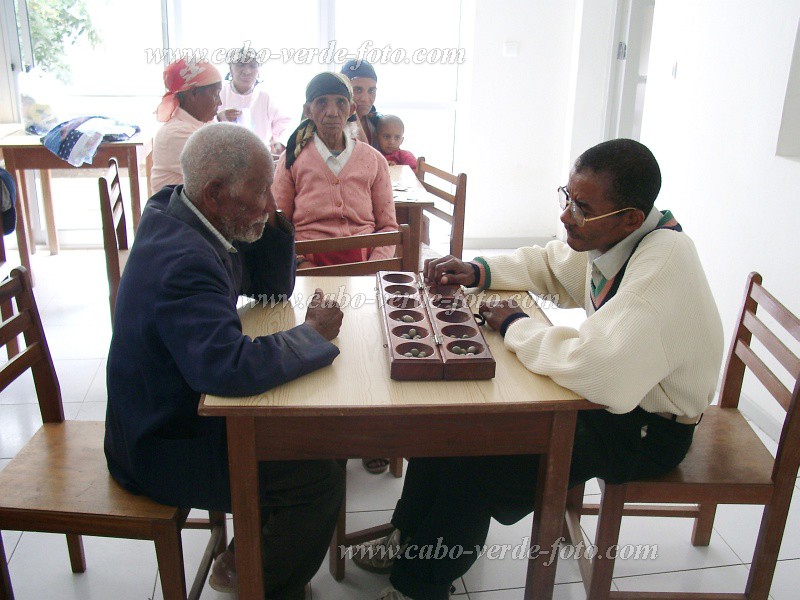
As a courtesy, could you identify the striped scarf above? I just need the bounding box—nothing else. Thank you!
[590,210,682,311]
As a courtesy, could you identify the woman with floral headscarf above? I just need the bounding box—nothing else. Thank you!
[150,59,222,192]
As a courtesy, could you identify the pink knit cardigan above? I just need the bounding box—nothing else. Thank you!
[272,140,399,261]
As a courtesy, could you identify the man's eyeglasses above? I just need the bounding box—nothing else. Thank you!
[557,186,636,227]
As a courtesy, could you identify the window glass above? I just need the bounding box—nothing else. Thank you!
[19,0,163,129]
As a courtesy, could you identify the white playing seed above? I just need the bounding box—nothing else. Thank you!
[408,328,417,336]
[414,335,421,339]
[401,333,410,339]
[402,315,414,323]
[404,352,414,357]
[419,352,427,358]
[467,346,478,354]
[411,348,420,356]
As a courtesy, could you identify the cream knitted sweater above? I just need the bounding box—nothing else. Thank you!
[479,230,724,416]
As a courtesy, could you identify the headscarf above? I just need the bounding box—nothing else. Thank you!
[340,60,380,145]
[340,59,378,82]
[156,59,222,122]
[284,72,354,169]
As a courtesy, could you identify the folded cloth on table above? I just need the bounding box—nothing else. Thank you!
[41,116,141,167]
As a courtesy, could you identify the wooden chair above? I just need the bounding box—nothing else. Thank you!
[98,158,131,321]
[295,227,411,580]
[415,157,467,260]
[295,225,413,276]
[0,268,227,600]
[144,137,154,198]
[564,272,800,600]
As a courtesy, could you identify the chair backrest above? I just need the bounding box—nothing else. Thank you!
[98,158,129,320]
[0,267,62,424]
[415,157,467,259]
[295,225,413,276]
[719,272,800,485]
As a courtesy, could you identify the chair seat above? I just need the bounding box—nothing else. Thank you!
[0,421,179,524]
[623,406,776,503]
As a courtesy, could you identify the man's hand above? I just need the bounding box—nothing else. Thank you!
[217,108,242,122]
[479,299,525,331]
[423,256,476,286]
[304,288,343,341]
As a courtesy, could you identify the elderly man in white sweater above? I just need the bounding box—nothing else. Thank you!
[360,139,725,600]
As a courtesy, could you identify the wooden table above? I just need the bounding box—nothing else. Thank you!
[0,129,145,255]
[201,276,595,600]
[390,165,435,270]
[0,125,33,278]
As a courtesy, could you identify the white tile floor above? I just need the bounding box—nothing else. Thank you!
[1,248,799,600]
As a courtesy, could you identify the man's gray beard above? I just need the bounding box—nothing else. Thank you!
[221,221,266,244]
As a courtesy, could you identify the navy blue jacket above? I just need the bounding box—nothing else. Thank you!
[104,186,339,511]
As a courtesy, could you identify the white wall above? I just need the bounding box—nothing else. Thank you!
[641,0,800,429]
[642,0,800,352]
[455,0,577,249]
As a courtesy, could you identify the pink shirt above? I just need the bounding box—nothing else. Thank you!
[382,149,417,171]
[150,108,206,192]
[272,140,398,261]
[219,80,292,146]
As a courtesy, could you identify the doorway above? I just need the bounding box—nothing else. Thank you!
[606,0,655,140]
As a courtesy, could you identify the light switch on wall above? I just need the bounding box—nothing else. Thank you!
[502,41,519,57]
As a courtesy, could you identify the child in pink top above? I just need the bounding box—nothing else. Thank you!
[376,114,417,171]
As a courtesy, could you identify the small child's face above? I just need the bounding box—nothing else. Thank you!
[377,122,404,154]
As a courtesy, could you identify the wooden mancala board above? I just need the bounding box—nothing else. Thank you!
[376,271,496,381]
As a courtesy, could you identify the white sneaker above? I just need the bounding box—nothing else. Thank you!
[378,586,413,600]
[352,528,405,573]
[377,584,453,599]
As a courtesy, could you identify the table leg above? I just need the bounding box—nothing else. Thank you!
[13,183,34,284]
[39,169,59,255]
[525,410,578,600]
[226,416,264,600]
[13,167,36,256]
[1,156,33,281]
[127,146,142,233]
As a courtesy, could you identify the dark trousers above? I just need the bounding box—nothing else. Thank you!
[228,459,345,600]
[389,407,696,599]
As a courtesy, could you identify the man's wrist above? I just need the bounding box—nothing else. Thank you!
[469,262,481,287]
[499,312,529,337]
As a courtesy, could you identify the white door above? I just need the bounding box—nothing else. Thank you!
[606,0,655,140]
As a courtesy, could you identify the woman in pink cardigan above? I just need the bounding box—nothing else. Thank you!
[272,71,398,268]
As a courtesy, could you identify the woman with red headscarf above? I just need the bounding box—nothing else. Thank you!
[150,59,222,192]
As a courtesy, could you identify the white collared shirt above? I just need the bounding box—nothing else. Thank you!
[589,206,662,287]
[313,132,354,175]
[180,189,237,253]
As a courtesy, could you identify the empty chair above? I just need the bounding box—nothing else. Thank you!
[415,157,467,260]
[98,158,131,321]
[564,272,800,599]
[0,267,226,600]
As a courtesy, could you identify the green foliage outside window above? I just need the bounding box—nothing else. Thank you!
[26,0,101,82]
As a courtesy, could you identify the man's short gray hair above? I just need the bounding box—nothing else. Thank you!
[180,123,270,201]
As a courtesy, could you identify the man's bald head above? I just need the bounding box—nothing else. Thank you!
[181,122,271,202]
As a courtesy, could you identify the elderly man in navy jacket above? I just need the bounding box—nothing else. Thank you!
[104,123,343,600]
